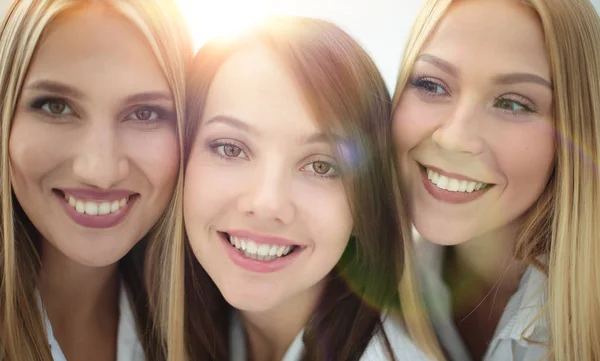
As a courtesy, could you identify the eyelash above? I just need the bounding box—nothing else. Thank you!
[29,97,174,124]
[300,159,339,179]
[410,75,450,97]
[208,140,339,179]
[410,75,537,115]
[493,94,537,115]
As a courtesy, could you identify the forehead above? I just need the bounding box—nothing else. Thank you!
[421,0,550,79]
[25,7,170,99]
[203,44,319,134]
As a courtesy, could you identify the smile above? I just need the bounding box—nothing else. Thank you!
[224,233,297,261]
[218,230,305,273]
[425,167,492,193]
[54,189,138,228]
[419,165,494,204]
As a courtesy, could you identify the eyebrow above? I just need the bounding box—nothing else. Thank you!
[204,115,257,134]
[204,115,343,145]
[24,80,86,99]
[493,73,552,89]
[299,132,344,146]
[416,53,552,89]
[416,53,460,77]
[124,91,173,104]
[24,81,175,104]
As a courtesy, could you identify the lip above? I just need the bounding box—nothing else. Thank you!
[55,191,137,229]
[57,188,136,202]
[224,229,302,247]
[419,166,491,204]
[420,163,489,184]
[219,232,304,273]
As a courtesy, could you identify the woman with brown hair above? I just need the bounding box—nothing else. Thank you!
[157,16,442,361]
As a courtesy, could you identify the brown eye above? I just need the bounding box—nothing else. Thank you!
[312,161,332,174]
[223,144,242,157]
[48,101,67,114]
[135,108,154,121]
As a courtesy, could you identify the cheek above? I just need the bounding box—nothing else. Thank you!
[494,122,555,197]
[126,129,180,190]
[8,117,62,188]
[392,93,441,155]
[295,181,353,254]
[183,153,240,235]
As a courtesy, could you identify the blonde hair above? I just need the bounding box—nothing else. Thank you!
[0,1,191,360]
[391,0,600,360]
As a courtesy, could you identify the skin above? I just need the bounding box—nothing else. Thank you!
[184,45,353,361]
[9,6,178,361]
[392,0,555,358]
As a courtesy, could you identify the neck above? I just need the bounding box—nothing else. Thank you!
[445,221,528,360]
[453,221,526,290]
[241,279,325,361]
[38,239,120,335]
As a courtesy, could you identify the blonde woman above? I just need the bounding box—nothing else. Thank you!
[392,0,600,360]
[0,1,191,360]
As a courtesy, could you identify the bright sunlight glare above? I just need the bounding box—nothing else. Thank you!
[177,0,309,50]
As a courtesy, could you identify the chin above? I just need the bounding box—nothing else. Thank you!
[413,219,471,246]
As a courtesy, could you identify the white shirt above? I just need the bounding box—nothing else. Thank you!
[41,283,145,361]
[229,311,434,361]
[416,240,549,361]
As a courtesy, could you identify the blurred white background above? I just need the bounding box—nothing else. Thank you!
[1,0,599,91]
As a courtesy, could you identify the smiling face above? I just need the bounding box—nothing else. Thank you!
[392,0,556,245]
[9,7,179,267]
[184,44,353,313]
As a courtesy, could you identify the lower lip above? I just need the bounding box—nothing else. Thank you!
[420,167,491,204]
[219,233,302,273]
[57,193,136,229]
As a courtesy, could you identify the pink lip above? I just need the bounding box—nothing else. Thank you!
[223,229,301,247]
[421,164,488,184]
[56,192,137,229]
[420,167,490,204]
[219,232,303,273]
[58,188,136,202]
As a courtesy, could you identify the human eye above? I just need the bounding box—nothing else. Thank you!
[494,94,537,115]
[208,140,249,161]
[30,97,74,118]
[300,159,339,179]
[409,75,450,97]
[125,106,174,124]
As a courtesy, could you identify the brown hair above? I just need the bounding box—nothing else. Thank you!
[158,16,439,361]
[0,1,191,360]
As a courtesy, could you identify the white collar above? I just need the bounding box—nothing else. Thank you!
[228,311,433,361]
[416,239,548,361]
[41,282,145,361]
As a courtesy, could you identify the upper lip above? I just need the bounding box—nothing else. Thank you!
[56,188,137,202]
[223,229,302,246]
[421,164,493,184]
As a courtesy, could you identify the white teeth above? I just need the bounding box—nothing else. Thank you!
[84,202,99,215]
[98,202,111,215]
[75,200,85,213]
[269,245,278,256]
[437,175,449,190]
[426,168,490,193]
[447,179,460,192]
[229,236,296,261]
[65,194,129,215]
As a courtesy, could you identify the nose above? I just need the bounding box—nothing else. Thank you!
[431,100,485,155]
[237,162,296,225]
[72,122,129,189]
